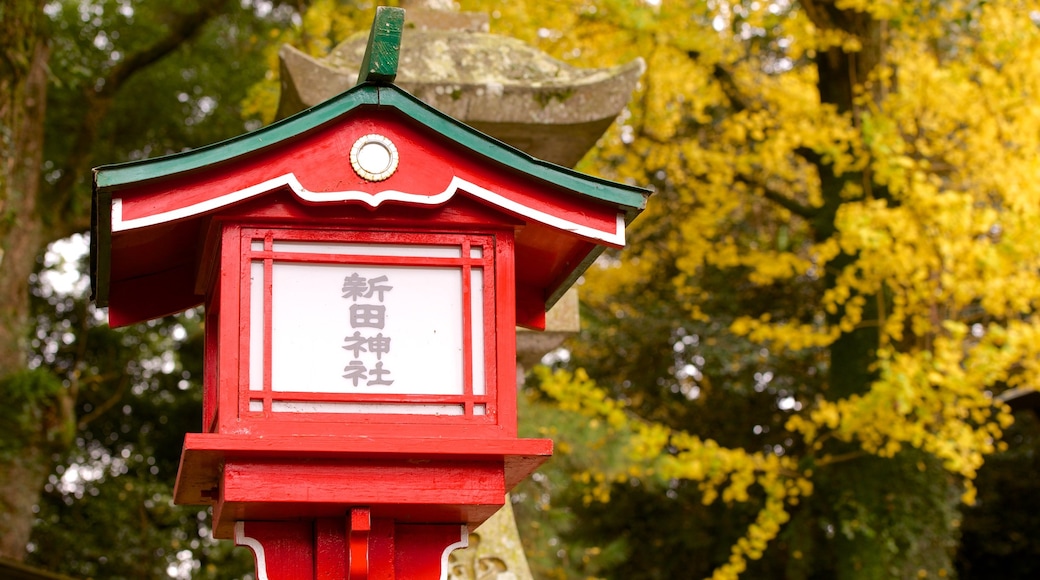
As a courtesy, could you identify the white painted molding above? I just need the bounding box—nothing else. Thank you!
[234,521,270,580]
[440,525,470,580]
[111,173,625,246]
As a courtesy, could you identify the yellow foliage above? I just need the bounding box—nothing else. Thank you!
[538,367,807,578]
[507,0,1038,575]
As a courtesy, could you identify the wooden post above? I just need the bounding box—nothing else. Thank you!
[236,514,466,579]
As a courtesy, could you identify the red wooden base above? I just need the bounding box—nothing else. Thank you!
[236,508,467,579]
[174,433,552,538]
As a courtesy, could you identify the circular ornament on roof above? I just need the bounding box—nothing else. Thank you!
[350,134,399,181]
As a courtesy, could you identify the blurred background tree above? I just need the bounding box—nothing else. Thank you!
[483,1,1040,578]
[1,0,302,575]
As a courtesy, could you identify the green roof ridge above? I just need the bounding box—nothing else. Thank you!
[93,87,372,189]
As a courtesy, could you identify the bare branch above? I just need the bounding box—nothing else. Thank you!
[735,174,819,219]
[43,0,231,237]
[77,372,131,430]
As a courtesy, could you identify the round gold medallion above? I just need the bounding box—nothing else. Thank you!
[350,134,399,182]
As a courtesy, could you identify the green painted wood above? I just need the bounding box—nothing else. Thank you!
[89,181,111,306]
[356,6,404,84]
[93,88,373,190]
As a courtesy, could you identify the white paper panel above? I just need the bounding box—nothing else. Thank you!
[249,261,265,391]
[269,262,468,396]
[272,241,460,258]
[270,402,464,415]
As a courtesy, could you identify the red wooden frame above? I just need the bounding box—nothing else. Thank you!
[207,223,518,440]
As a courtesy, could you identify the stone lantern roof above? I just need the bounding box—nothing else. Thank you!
[276,3,644,168]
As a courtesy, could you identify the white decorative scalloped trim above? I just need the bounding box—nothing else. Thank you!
[235,522,270,580]
[111,173,625,246]
[234,520,466,580]
[441,525,469,580]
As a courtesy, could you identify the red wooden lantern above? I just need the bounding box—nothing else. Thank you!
[91,7,647,579]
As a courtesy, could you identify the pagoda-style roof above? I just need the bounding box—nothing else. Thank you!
[92,77,647,328]
[276,12,645,167]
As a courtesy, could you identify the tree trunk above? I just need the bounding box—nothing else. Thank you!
[1,0,234,561]
[0,445,51,561]
[801,2,959,577]
[0,0,53,561]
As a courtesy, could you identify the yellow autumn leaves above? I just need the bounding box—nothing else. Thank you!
[537,366,813,580]
[488,0,1040,577]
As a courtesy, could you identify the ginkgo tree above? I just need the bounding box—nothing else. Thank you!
[436,1,1040,580]
[491,0,1040,579]
[245,0,1040,578]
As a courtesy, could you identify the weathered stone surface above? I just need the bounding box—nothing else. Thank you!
[277,10,643,166]
[448,498,534,580]
[517,288,579,368]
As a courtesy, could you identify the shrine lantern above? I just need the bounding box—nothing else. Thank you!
[91,7,647,579]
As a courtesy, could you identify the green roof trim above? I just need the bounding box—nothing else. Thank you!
[356,6,404,84]
[378,88,650,215]
[93,83,648,216]
[93,88,371,190]
[89,181,111,306]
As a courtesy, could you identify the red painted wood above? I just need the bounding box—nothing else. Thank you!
[175,433,552,501]
[107,190,572,329]
[494,236,519,432]
[116,110,619,239]
[210,225,514,439]
[174,433,551,539]
[237,517,463,580]
[461,238,474,406]
[220,459,505,505]
[218,225,243,435]
[315,517,347,579]
[105,261,199,327]
[216,191,523,230]
[395,524,467,579]
[104,107,626,329]
[369,519,395,580]
[98,73,651,580]
[262,233,274,413]
[348,508,371,580]
[203,292,219,433]
[237,521,314,580]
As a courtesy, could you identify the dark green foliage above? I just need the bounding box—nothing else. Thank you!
[956,412,1040,579]
[809,451,959,579]
[0,368,67,459]
[42,0,298,233]
[23,254,255,578]
[5,0,302,575]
